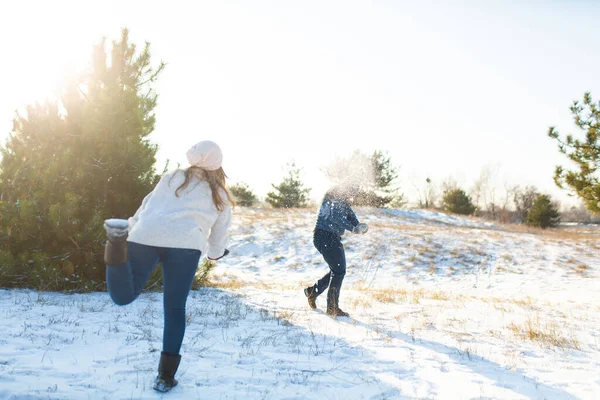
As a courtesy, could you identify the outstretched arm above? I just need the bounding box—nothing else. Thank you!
[207,204,232,259]
[346,203,368,234]
[346,205,359,227]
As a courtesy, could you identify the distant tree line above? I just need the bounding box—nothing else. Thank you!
[410,90,600,229]
[234,150,407,209]
[412,177,561,228]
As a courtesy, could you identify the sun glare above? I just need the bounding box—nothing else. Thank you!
[1,1,102,117]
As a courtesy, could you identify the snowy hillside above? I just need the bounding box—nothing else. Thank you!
[1,207,599,399]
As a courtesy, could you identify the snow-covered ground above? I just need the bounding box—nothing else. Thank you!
[1,207,599,399]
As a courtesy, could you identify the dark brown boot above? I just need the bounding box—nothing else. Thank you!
[326,307,350,317]
[153,352,181,393]
[104,219,129,265]
[304,286,317,309]
[104,239,128,265]
[326,288,350,318]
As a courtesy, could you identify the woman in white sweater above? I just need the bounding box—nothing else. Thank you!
[103,140,233,393]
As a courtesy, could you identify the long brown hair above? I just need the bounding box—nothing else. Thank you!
[174,166,235,211]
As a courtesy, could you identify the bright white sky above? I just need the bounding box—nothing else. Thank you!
[1,0,599,206]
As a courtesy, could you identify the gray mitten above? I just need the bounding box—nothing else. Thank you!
[352,223,369,234]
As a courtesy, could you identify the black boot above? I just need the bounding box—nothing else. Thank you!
[104,219,129,265]
[304,285,317,309]
[326,288,350,318]
[153,352,181,393]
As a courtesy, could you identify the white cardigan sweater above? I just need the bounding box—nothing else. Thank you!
[127,169,232,259]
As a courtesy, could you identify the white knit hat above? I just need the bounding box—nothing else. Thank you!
[186,140,223,171]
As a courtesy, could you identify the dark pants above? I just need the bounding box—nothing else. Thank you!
[106,242,201,355]
[312,229,346,307]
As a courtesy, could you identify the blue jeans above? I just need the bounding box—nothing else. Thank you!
[106,242,201,355]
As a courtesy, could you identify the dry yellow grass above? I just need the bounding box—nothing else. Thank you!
[492,301,513,313]
[511,296,536,309]
[207,280,251,290]
[356,285,454,305]
[431,291,450,301]
[273,310,295,326]
[207,278,299,291]
[575,264,589,275]
[418,246,430,256]
[349,295,373,310]
[507,317,581,350]
[493,222,600,241]
[372,288,403,304]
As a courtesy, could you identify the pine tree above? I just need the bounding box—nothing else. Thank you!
[355,151,406,208]
[548,92,600,212]
[442,188,475,215]
[266,162,311,208]
[525,194,560,228]
[230,182,258,207]
[0,28,164,291]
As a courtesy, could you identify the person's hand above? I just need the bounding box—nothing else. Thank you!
[352,223,368,234]
[208,249,229,261]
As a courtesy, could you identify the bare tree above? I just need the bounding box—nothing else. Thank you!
[471,165,501,219]
[413,177,437,209]
[441,176,458,196]
[470,177,484,212]
[500,183,516,211]
[561,202,594,223]
[497,183,518,223]
[513,185,540,223]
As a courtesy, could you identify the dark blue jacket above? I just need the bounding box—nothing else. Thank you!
[315,195,359,237]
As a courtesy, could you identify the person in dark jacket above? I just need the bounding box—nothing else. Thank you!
[304,184,368,317]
